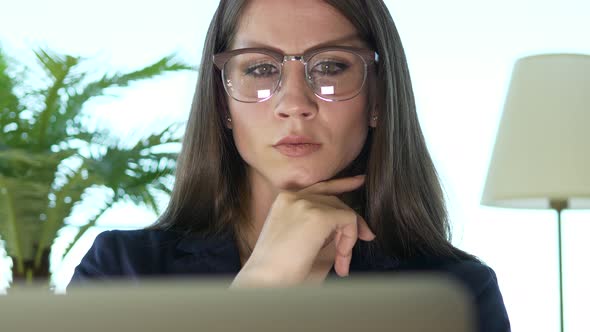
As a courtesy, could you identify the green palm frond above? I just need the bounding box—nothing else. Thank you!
[0,45,191,283]
[34,164,99,268]
[0,49,20,120]
[33,49,78,81]
[103,54,192,87]
[51,56,191,147]
[30,49,80,151]
[87,122,180,186]
[0,49,26,148]
[0,148,77,179]
[60,198,114,261]
[120,168,175,214]
[0,149,45,169]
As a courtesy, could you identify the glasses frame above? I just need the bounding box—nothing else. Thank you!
[213,46,379,103]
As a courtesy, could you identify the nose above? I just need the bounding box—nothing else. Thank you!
[273,61,318,120]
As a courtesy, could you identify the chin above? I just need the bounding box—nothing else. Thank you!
[272,171,331,191]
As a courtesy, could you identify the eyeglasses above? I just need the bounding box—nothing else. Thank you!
[213,46,379,103]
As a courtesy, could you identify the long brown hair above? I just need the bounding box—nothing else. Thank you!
[150,0,476,261]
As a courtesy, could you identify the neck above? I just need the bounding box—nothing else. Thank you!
[238,170,280,262]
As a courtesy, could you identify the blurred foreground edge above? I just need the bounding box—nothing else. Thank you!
[0,274,475,332]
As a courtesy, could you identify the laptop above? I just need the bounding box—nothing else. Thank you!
[1,274,475,331]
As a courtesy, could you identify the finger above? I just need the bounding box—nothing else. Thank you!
[303,192,375,241]
[312,202,374,242]
[326,207,375,241]
[335,251,352,277]
[334,222,358,276]
[299,175,365,196]
[356,215,376,241]
[334,230,342,246]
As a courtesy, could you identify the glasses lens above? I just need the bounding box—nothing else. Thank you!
[307,50,366,101]
[223,53,281,102]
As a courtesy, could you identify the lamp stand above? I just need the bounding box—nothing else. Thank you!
[550,200,568,332]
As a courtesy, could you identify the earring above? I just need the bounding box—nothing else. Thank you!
[372,115,378,121]
[227,117,232,123]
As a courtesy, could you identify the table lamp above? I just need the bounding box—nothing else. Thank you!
[482,53,590,332]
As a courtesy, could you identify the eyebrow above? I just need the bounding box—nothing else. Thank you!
[233,33,366,52]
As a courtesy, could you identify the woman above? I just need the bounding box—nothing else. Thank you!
[71,0,510,330]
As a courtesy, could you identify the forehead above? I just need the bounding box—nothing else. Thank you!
[231,0,363,53]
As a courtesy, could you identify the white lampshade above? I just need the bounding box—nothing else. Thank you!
[482,54,590,209]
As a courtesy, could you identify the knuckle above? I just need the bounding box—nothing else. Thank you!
[306,205,323,218]
[292,198,312,211]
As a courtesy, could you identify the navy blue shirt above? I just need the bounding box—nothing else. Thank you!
[71,229,511,332]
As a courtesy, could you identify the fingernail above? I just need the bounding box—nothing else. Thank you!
[354,174,366,179]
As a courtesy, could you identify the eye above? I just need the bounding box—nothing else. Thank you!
[245,63,279,77]
[310,61,348,76]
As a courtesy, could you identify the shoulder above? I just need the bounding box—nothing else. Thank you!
[70,229,183,282]
[432,259,502,299]
[92,228,182,250]
[403,257,511,332]
[439,260,507,315]
[447,260,511,332]
[450,260,503,297]
[395,256,500,293]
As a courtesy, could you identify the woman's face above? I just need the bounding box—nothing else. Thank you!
[227,0,375,191]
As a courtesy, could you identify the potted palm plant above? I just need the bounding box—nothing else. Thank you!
[0,47,191,286]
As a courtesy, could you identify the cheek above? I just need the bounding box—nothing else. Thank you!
[339,114,369,159]
[338,94,369,137]
[324,97,370,165]
[228,101,270,161]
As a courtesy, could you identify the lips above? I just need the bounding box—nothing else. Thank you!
[274,135,320,146]
[273,135,321,157]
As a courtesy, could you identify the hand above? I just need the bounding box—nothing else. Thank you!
[231,175,376,287]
